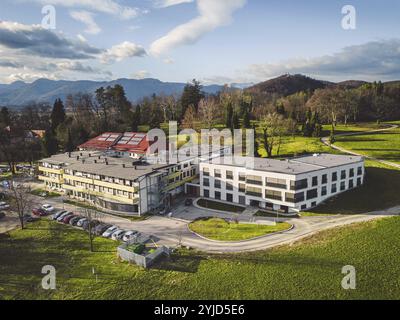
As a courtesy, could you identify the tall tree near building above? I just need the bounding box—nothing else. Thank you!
[7,180,33,230]
[42,129,59,156]
[259,112,289,158]
[198,98,219,129]
[51,98,66,131]
[181,105,197,129]
[180,79,204,118]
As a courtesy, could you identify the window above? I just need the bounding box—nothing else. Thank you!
[265,190,282,201]
[204,189,209,198]
[226,182,233,191]
[214,169,221,178]
[226,193,233,202]
[322,174,327,184]
[311,201,317,207]
[226,170,233,180]
[214,179,221,189]
[357,177,362,186]
[349,168,354,177]
[332,172,337,182]
[341,170,346,180]
[331,184,337,193]
[203,168,209,177]
[239,195,246,205]
[312,176,318,186]
[301,204,307,210]
[349,180,354,189]
[239,183,246,193]
[246,186,262,197]
[340,181,346,191]
[290,179,308,190]
[306,188,318,200]
[246,175,262,186]
[266,177,287,189]
[285,192,304,203]
[215,191,221,200]
[203,178,210,187]
[239,173,246,181]
[321,186,327,196]
[357,167,363,175]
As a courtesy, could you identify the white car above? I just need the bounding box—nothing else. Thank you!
[76,218,88,227]
[102,225,118,238]
[42,204,55,213]
[122,230,138,242]
[111,229,125,241]
[0,202,10,210]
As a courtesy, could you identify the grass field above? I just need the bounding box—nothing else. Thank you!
[334,127,400,164]
[1,218,399,299]
[189,218,291,241]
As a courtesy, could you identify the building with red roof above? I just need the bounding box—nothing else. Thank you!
[78,132,122,151]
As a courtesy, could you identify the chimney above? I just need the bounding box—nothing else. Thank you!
[76,156,80,160]
[105,160,109,165]
[98,156,101,159]
[134,165,137,170]
[94,160,97,164]
[122,164,126,168]
[68,152,71,158]
[82,160,85,164]
[80,152,83,156]
[88,153,91,157]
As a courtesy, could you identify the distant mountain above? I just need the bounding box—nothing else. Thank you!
[0,78,225,107]
[245,74,331,98]
[335,80,368,89]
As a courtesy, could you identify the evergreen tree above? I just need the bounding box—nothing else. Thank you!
[0,107,10,126]
[42,129,59,156]
[225,102,233,129]
[65,128,74,152]
[50,99,66,132]
[180,79,204,119]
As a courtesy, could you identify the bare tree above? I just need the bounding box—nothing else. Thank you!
[7,180,34,229]
[258,112,289,158]
[198,97,220,129]
[82,207,102,252]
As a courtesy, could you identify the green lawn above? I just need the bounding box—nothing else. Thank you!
[1,218,400,299]
[307,160,400,215]
[196,199,245,213]
[189,218,291,241]
[31,188,61,198]
[334,127,400,164]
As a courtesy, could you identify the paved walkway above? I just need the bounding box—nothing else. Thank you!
[321,124,400,169]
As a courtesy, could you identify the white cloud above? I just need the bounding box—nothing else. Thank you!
[154,0,194,8]
[70,11,101,35]
[23,0,142,19]
[132,70,150,79]
[6,72,58,83]
[163,57,174,64]
[246,39,400,82]
[150,0,246,56]
[100,41,147,63]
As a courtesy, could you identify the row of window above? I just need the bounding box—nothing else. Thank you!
[203,178,362,203]
[202,166,364,190]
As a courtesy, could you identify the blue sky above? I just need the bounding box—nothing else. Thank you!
[0,0,399,84]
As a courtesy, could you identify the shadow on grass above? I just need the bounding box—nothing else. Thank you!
[151,253,205,273]
[307,166,400,215]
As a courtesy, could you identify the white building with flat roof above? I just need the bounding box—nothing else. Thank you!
[199,153,365,214]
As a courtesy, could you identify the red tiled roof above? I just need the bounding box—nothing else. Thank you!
[78,132,122,151]
[113,132,150,154]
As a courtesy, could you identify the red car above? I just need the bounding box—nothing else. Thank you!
[32,208,47,216]
[62,214,75,224]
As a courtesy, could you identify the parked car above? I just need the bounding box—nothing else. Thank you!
[94,224,112,236]
[42,204,55,213]
[0,202,10,210]
[76,218,87,227]
[122,230,138,242]
[185,198,193,206]
[102,225,118,238]
[32,208,47,216]
[69,216,82,226]
[83,220,100,231]
[52,210,67,220]
[63,214,76,224]
[57,211,72,222]
[111,229,126,241]
[23,214,38,223]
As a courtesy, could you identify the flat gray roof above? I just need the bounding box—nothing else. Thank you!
[41,151,168,180]
[205,153,364,175]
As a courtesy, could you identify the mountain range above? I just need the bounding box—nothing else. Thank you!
[0,78,227,107]
[0,74,372,107]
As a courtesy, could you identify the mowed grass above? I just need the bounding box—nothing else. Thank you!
[307,160,400,215]
[1,218,400,299]
[334,127,400,164]
[189,218,291,241]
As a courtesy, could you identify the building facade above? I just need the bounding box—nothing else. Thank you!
[199,154,365,213]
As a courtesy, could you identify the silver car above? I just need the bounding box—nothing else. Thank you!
[102,225,118,238]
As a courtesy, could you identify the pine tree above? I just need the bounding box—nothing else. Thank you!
[42,129,59,156]
[51,99,66,132]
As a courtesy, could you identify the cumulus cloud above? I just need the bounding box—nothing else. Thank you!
[154,0,194,8]
[100,41,147,63]
[150,0,246,56]
[70,10,101,35]
[0,21,101,59]
[23,0,142,19]
[246,39,400,81]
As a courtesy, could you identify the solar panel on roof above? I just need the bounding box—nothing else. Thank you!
[135,134,146,138]
[98,138,107,141]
